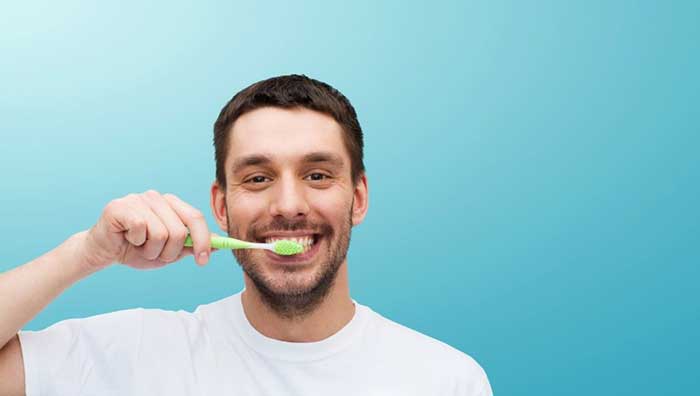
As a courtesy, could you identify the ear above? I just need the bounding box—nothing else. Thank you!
[210,180,229,232]
[351,172,369,226]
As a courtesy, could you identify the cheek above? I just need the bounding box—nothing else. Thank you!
[226,191,268,229]
[310,193,351,223]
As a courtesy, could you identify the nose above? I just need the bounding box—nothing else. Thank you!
[268,173,310,220]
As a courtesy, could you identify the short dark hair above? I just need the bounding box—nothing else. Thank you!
[213,74,365,188]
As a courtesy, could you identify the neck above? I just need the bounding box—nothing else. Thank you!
[240,261,355,342]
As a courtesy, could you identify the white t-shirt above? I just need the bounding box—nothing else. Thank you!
[19,291,492,395]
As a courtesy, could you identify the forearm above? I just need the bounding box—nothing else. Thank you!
[0,231,99,348]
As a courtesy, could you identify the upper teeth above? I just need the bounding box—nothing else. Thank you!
[266,236,315,247]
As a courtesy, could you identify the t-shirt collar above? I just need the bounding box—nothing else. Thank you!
[230,290,369,362]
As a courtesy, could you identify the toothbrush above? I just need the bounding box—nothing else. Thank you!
[184,235,304,256]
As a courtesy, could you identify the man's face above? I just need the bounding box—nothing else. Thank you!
[212,107,367,317]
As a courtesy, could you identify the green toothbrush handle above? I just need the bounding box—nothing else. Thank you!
[184,235,253,250]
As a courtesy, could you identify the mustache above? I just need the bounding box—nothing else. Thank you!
[247,218,333,240]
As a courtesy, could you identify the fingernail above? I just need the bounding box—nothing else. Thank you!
[198,251,208,265]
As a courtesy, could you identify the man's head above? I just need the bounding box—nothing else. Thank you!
[210,75,369,319]
[214,74,365,187]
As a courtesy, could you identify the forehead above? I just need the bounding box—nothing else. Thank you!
[228,107,348,166]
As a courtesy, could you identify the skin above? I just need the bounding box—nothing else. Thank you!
[0,105,368,394]
[0,191,215,396]
[211,106,369,341]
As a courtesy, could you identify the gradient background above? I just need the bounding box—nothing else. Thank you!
[1,1,698,394]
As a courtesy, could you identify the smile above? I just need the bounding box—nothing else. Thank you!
[260,232,323,263]
[265,235,316,253]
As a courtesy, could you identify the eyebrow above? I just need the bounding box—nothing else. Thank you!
[231,154,273,175]
[302,151,344,168]
[231,151,345,175]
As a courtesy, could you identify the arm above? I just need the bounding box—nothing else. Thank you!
[0,190,213,394]
[0,232,95,355]
[0,335,24,396]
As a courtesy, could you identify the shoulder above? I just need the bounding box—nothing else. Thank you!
[191,293,239,316]
[361,305,492,394]
[20,307,147,343]
[366,307,483,369]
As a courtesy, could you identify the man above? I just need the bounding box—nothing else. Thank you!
[0,75,492,395]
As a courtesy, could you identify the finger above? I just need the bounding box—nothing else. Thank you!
[130,199,170,261]
[163,193,211,265]
[170,246,217,263]
[142,191,189,263]
[170,246,194,262]
[105,195,147,246]
[124,219,147,247]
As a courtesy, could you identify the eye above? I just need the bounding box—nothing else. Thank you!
[305,172,329,181]
[245,175,271,184]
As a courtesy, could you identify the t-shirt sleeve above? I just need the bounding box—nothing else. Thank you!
[474,375,493,396]
[18,308,145,396]
[461,356,493,396]
[443,349,493,396]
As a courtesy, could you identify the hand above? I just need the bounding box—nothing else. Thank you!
[79,190,214,271]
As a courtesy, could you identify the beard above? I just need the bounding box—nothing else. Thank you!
[227,200,353,320]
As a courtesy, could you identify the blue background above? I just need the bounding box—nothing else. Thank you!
[1,1,698,394]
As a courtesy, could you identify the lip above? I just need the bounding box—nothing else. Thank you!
[264,235,323,264]
[258,231,319,240]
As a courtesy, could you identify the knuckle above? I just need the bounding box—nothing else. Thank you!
[171,227,188,242]
[138,191,158,203]
[151,229,168,242]
[104,199,120,213]
[121,193,140,206]
[190,210,205,221]
[132,218,147,229]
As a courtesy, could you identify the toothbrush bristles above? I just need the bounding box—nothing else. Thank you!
[272,240,304,255]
